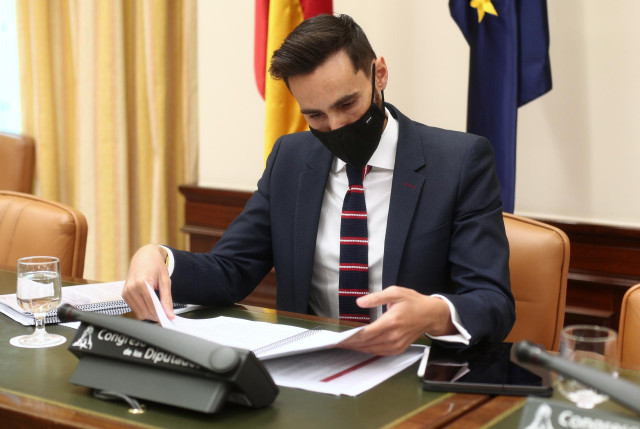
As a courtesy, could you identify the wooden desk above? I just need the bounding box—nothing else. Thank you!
[0,270,490,428]
[5,270,636,428]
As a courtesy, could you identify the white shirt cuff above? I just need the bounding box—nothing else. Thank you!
[158,245,175,276]
[427,294,471,345]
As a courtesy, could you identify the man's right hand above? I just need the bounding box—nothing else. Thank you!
[122,244,174,321]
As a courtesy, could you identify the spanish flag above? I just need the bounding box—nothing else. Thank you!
[255,0,332,161]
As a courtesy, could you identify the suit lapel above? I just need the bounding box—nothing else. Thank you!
[383,108,426,287]
[292,146,332,311]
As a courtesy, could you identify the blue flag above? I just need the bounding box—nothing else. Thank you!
[450,0,552,213]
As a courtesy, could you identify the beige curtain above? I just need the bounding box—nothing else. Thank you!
[16,0,198,281]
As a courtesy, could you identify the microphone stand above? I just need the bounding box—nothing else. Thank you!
[515,340,640,415]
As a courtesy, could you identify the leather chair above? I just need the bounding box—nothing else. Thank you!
[0,191,88,278]
[503,213,570,351]
[618,283,640,367]
[0,132,35,193]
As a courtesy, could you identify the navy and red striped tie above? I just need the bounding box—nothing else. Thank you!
[339,164,372,323]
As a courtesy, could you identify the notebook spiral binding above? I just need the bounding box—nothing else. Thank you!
[253,327,321,359]
[40,300,132,324]
[37,301,187,324]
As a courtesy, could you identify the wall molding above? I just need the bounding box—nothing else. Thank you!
[540,219,640,328]
[180,184,640,328]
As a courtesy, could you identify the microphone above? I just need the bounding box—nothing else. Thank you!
[515,341,640,414]
[56,304,279,411]
[58,303,78,322]
[57,304,241,374]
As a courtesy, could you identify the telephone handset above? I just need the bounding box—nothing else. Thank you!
[58,304,278,413]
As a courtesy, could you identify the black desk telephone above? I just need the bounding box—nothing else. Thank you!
[58,304,278,413]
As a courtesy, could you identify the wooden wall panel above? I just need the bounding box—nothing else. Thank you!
[179,184,640,329]
[543,220,640,329]
[179,185,277,309]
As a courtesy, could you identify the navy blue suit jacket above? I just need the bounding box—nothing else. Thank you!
[170,104,515,345]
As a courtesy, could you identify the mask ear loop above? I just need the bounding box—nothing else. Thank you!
[371,62,385,109]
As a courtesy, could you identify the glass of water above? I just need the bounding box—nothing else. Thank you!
[10,256,66,348]
[557,325,618,409]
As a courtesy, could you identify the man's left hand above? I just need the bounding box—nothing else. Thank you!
[337,286,456,355]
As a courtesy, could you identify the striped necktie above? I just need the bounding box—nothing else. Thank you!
[339,164,372,322]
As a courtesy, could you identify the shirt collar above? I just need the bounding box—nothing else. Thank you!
[333,107,399,173]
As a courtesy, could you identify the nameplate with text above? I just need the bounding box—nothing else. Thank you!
[68,323,204,376]
[519,397,640,429]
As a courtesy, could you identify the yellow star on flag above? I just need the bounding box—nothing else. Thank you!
[470,0,498,23]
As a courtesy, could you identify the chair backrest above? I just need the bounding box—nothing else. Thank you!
[503,213,570,351]
[619,283,640,367]
[0,191,88,278]
[0,132,35,193]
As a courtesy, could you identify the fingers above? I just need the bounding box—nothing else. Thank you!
[339,324,414,355]
[338,311,410,355]
[356,285,404,308]
[122,244,174,321]
[339,287,432,355]
[122,278,158,321]
[158,271,175,319]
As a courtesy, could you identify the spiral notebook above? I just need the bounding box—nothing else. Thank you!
[1,281,138,326]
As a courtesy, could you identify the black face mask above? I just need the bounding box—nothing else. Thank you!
[309,65,386,169]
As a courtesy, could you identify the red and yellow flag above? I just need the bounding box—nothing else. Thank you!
[255,0,332,160]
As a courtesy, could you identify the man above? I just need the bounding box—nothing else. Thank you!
[123,14,514,355]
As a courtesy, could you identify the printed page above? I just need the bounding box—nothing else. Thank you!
[61,281,126,306]
[264,346,426,396]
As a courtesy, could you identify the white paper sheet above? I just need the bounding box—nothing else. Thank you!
[263,346,425,396]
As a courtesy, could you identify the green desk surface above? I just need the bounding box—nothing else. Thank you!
[0,270,450,428]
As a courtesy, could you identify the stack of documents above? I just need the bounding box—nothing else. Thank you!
[146,284,425,396]
[0,281,131,326]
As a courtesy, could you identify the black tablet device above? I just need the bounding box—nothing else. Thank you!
[421,342,552,396]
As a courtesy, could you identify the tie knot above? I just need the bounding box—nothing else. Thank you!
[346,165,371,186]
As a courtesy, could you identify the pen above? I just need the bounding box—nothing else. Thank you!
[416,346,430,378]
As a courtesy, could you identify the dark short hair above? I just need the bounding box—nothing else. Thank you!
[269,14,376,87]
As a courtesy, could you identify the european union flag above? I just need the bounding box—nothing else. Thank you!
[450,0,552,213]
